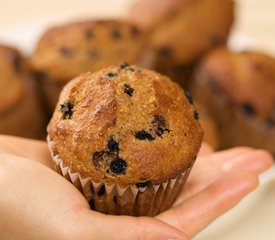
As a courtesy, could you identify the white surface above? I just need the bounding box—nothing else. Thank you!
[0,1,275,239]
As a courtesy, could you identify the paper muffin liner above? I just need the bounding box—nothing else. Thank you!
[48,138,193,216]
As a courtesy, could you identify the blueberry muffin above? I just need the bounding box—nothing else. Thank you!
[128,0,235,88]
[127,0,183,32]
[194,101,219,150]
[47,64,203,216]
[192,48,275,155]
[31,20,146,112]
[0,44,46,139]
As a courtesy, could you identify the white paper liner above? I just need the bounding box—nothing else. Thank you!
[47,136,193,216]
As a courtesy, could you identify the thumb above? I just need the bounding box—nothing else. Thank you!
[66,209,190,240]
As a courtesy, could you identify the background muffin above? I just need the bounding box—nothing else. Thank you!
[31,20,146,112]
[192,47,275,155]
[0,44,46,139]
[194,101,219,150]
[48,64,203,216]
[128,0,235,88]
[127,0,183,32]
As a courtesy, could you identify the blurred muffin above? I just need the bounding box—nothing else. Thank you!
[31,20,146,112]
[128,0,235,88]
[47,64,203,216]
[0,44,46,139]
[194,101,219,150]
[127,0,183,32]
[192,48,275,155]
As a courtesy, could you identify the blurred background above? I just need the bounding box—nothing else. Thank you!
[0,0,275,55]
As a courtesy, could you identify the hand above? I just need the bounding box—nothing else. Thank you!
[0,135,272,240]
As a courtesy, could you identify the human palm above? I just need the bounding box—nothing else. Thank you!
[0,135,272,240]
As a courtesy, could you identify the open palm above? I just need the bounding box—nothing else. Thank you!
[0,135,272,240]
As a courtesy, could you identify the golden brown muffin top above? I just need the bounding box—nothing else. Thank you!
[196,47,275,123]
[148,0,234,65]
[0,45,27,113]
[48,64,203,186]
[31,20,145,83]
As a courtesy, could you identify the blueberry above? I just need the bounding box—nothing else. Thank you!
[242,103,255,116]
[109,158,127,174]
[184,91,193,104]
[193,110,199,120]
[135,130,155,141]
[107,137,119,152]
[119,62,129,69]
[59,47,74,57]
[107,72,118,78]
[92,151,107,168]
[124,84,134,96]
[60,102,74,119]
[84,29,94,39]
[153,115,166,127]
[111,28,121,39]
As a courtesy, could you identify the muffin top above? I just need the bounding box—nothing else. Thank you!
[31,20,145,83]
[195,48,275,124]
[0,45,28,113]
[149,0,234,65]
[48,64,203,186]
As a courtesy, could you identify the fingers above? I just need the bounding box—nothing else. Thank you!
[157,170,258,237]
[157,149,273,236]
[177,148,273,203]
[221,149,273,174]
[68,210,190,240]
[0,135,53,168]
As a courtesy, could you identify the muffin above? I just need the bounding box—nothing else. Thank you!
[47,64,203,216]
[192,48,275,155]
[194,101,219,150]
[0,44,46,139]
[127,0,183,32]
[128,0,235,88]
[31,20,146,112]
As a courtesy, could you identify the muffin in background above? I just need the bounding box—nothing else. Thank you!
[31,20,147,112]
[192,47,275,156]
[194,101,219,150]
[0,44,46,139]
[128,0,235,88]
[47,64,203,216]
[127,0,183,32]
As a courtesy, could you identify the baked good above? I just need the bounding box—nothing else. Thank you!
[127,0,183,32]
[47,64,203,216]
[192,47,275,155]
[0,44,46,139]
[31,20,146,112]
[128,0,235,88]
[194,101,219,150]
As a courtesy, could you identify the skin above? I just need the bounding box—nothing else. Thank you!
[0,135,273,240]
